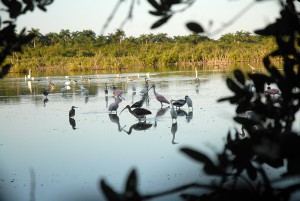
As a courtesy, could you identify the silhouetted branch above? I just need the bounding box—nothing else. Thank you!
[142,182,213,200]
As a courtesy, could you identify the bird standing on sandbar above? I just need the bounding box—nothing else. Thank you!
[69,106,78,118]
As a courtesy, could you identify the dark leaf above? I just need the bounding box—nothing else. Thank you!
[125,169,137,194]
[19,33,35,44]
[100,179,121,201]
[149,10,165,16]
[248,73,271,93]
[186,22,204,33]
[234,116,258,127]
[246,163,257,180]
[226,78,242,93]
[217,95,240,104]
[151,15,171,29]
[37,4,46,11]
[181,147,214,165]
[147,0,161,10]
[181,148,222,175]
[0,64,12,79]
[234,69,245,85]
[236,102,250,114]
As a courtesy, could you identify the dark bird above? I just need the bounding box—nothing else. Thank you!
[172,95,188,109]
[120,105,152,121]
[69,106,78,118]
[42,88,49,97]
[148,84,170,107]
[123,122,152,134]
[131,95,146,108]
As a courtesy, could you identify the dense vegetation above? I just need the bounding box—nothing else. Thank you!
[8,29,277,73]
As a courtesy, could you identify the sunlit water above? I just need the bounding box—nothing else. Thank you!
[0,70,239,201]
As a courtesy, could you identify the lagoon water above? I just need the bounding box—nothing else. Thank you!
[0,69,237,201]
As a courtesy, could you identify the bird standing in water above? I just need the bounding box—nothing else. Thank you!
[148,84,170,107]
[42,88,49,98]
[170,100,177,123]
[172,95,188,109]
[108,94,124,113]
[69,106,78,118]
[186,95,193,111]
[120,105,152,121]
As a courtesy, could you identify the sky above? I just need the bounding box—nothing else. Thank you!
[10,0,286,39]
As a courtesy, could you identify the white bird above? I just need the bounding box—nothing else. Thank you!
[65,79,71,86]
[60,86,70,95]
[80,85,89,96]
[139,78,149,95]
[170,100,177,123]
[195,68,199,81]
[25,69,34,81]
[186,96,193,111]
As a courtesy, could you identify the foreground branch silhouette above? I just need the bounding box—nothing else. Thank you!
[100,1,300,201]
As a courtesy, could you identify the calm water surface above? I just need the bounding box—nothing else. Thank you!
[0,70,238,201]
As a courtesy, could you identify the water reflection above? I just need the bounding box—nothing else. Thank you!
[43,97,49,107]
[186,111,193,123]
[109,114,123,132]
[69,117,77,130]
[176,109,187,117]
[171,122,178,144]
[123,121,152,135]
[155,107,169,119]
[195,79,200,94]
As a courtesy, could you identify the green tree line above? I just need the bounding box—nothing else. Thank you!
[8,29,278,73]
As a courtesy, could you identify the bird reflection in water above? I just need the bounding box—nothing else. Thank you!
[195,79,200,94]
[43,98,49,107]
[186,111,193,123]
[171,122,178,144]
[176,109,187,117]
[123,121,152,135]
[69,117,77,130]
[105,96,108,108]
[109,114,124,132]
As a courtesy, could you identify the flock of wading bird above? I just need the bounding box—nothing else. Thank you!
[33,69,195,135]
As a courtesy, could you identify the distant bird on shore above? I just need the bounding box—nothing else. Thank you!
[69,106,78,118]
